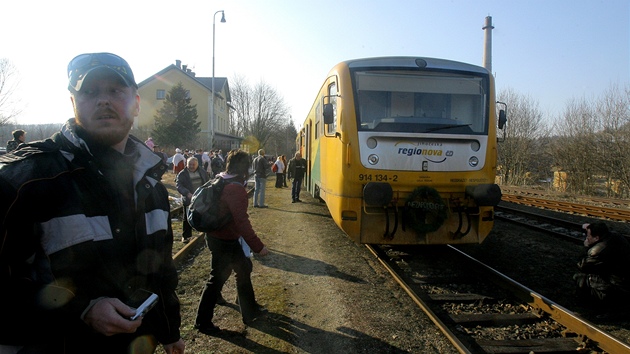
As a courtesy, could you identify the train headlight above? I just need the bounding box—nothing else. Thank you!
[471,140,480,152]
[469,156,479,167]
[367,137,377,149]
[368,154,379,165]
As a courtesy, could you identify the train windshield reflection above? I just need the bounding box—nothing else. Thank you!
[354,71,488,134]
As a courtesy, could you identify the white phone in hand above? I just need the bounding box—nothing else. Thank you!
[129,291,159,321]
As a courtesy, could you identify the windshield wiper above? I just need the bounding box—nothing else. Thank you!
[424,123,472,133]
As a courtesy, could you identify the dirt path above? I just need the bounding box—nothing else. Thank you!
[167,178,456,353]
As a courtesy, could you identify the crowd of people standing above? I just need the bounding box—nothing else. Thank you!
[252,150,305,206]
[141,136,228,178]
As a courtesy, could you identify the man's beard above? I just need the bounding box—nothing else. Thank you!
[74,119,132,151]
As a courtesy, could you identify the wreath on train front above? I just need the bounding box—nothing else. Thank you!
[403,186,448,235]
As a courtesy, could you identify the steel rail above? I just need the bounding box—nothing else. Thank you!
[367,241,630,353]
[497,202,630,245]
[496,204,583,230]
[501,194,630,222]
[495,204,585,244]
[501,187,630,208]
[449,245,630,354]
[365,244,472,354]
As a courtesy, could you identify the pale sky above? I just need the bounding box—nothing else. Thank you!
[2,0,628,127]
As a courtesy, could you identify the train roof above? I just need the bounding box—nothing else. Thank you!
[342,57,489,75]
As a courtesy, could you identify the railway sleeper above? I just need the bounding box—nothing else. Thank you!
[412,275,483,285]
[428,293,494,302]
[476,337,584,353]
[449,312,541,326]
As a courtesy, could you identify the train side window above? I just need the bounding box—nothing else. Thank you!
[325,82,337,135]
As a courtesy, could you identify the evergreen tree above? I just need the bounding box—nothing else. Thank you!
[152,82,201,148]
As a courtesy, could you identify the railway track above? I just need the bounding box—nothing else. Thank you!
[495,204,585,244]
[501,188,630,222]
[497,202,630,249]
[366,244,630,353]
[501,187,630,209]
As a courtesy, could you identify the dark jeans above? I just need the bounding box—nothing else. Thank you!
[195,236,257,324]
[292,177,303,201]
[275,173,283,188]
[282,173,288,187]
[182,205,192,239]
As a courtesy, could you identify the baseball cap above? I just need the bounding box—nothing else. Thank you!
[68,52,137,92]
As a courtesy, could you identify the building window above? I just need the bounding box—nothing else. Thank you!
[185,90,191,99]
[156,89,165,100]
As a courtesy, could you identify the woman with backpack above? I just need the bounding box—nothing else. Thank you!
[195,149,269,334]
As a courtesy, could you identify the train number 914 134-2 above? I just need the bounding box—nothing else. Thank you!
[359,174,398,182]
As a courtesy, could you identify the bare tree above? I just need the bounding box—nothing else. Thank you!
[595,83,630,197]
[497,88,548,186]
[229,74,251,138]
[26,124,63,141]
[265,120,298,157]
[551,84,630,197]
[0,58,23,126]
[552,97,599,194]
[229,76,290,151]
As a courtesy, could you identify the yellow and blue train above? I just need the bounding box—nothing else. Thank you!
[297,57,506,245]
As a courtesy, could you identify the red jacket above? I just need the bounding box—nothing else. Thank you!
[210,180,265,253]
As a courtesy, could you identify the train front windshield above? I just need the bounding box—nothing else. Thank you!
[354,71,489,134]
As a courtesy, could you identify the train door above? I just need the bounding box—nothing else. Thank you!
[306,122,311,191]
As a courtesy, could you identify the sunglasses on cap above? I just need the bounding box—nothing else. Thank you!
[67,52,137,91]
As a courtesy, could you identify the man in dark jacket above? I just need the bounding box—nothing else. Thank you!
[287,152,307,203]
[5,129,25,153]
[0,52,184,354]
[574,222,630,314]
[176,156,209,243]
[252,149,269,208]
[210,153,225,176]
[193,149,204,170]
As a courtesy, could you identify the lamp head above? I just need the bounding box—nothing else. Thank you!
[220,12,226,23]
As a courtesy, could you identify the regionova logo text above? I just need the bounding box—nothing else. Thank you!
[397,147,443,157]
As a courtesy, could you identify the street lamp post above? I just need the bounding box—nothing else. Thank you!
[210,10,226,149]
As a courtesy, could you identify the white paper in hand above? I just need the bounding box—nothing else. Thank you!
[239,236,253,258]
